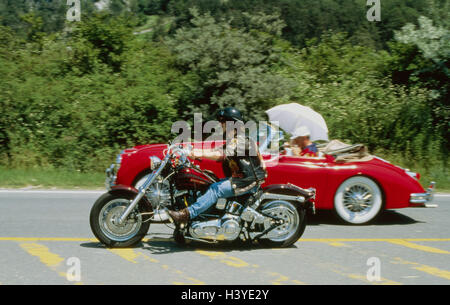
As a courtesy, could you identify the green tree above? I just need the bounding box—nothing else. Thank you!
[68,13,135,73]
[168,9,293,121]
[390,15,449,153]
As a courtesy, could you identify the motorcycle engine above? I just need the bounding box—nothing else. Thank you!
[189,214,241,241]
[145,178,171,208]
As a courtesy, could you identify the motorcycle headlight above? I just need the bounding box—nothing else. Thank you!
[149,156,162,171]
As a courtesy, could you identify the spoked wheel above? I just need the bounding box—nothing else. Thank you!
[334,176,383,225]
[258,200,306,248]
[90,192,151,248]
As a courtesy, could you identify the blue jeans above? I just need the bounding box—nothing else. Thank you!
[187,179,235,219]
[187,178,258,219]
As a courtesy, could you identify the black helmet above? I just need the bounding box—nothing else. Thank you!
[216,107,244,123]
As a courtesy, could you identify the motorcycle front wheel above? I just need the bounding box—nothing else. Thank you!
[90,192,151,248]
[258,200,306,248]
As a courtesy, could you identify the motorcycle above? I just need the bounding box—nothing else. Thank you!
[90,143,316,248]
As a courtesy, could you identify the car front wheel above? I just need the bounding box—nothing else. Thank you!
[334,176,383,225]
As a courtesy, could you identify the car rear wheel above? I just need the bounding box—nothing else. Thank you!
[334,176,383,225]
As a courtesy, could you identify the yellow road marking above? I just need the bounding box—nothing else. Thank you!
[195,250,250,268]
[1,237,449,242]
[392,258,450,280]
[387,240,450,254]
[346,274,401,285]
[108,248,159,264]
[108,248,204,285]
[267,272,290,285]
[267,272,307,285]
[322,241,350,248]
[19,243,83,285]
[1,237,97,242]
[20,243,65,267]
[195,250,306,284]
[298,238,450,242]
[316,262,401,285]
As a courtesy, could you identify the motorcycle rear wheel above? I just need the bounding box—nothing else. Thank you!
[258,200,306,248]
[90,192,151,248]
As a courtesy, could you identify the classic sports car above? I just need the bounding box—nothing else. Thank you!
[105,123,436,224]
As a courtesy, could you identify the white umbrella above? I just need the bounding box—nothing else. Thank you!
[266,103,329,141]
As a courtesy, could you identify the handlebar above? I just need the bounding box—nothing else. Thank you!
[165,142,193,166]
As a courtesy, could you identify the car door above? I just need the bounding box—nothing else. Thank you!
[262,154,330,209]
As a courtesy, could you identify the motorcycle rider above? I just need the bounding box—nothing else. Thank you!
[167,107,267,224]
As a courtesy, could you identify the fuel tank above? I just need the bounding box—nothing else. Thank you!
[174,167,218,191]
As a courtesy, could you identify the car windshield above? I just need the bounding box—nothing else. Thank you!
[249,122,285,154]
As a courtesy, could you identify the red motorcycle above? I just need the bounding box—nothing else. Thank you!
[90,143,315,248]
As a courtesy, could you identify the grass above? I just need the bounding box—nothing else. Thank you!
[0,167,104,189]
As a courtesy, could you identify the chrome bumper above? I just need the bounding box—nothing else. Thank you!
[410,182,437,208]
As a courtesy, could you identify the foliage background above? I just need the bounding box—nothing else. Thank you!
[0,0,448,189]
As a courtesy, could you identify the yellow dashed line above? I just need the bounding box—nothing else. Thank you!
[1,237,449,242]
[387,240,450,254]
[346,274,401,285]
[195,250,306,284]
[322,241,351,248]
[195,250,250,268]
[1,237,97,242]
[108,248,159,264]
[20,243,65,267]
[316,262,402,285]
[266,272,307,285]
[267,272,290,285]
[19,243,83,285]
[298,238,450,242]
[108,248,204,285]
[392,258,450,280]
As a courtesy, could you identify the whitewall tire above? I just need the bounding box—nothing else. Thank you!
[334,176,383,224]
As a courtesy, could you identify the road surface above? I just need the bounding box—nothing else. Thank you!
[0,190,449,285]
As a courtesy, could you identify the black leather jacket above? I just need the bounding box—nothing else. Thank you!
[218,133,267,195]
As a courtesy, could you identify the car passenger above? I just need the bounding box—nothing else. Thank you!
[289,126,318,157]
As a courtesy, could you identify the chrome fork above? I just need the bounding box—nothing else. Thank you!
[117,154,169,225]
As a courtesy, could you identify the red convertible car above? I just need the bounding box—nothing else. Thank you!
[105,123,436,224]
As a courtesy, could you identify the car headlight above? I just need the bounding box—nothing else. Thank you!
[405,169,420,180]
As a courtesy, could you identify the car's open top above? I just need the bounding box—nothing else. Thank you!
[320,140,373,163]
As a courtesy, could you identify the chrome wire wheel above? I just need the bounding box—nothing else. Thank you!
[262,200,300,242]
[98,199,143,242]
[343,184,374,212]
[334,176,383,224]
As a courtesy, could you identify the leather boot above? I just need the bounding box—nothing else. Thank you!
[167,208,190,225]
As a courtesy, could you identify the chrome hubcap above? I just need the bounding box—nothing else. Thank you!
[99,199,142,242]
[263,201,299,241]
[343,184,373,213]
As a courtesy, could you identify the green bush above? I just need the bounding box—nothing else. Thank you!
[0,16,181,171]
[0,12,448,190]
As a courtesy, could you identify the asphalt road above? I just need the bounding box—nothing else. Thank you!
[0,190,449,285]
